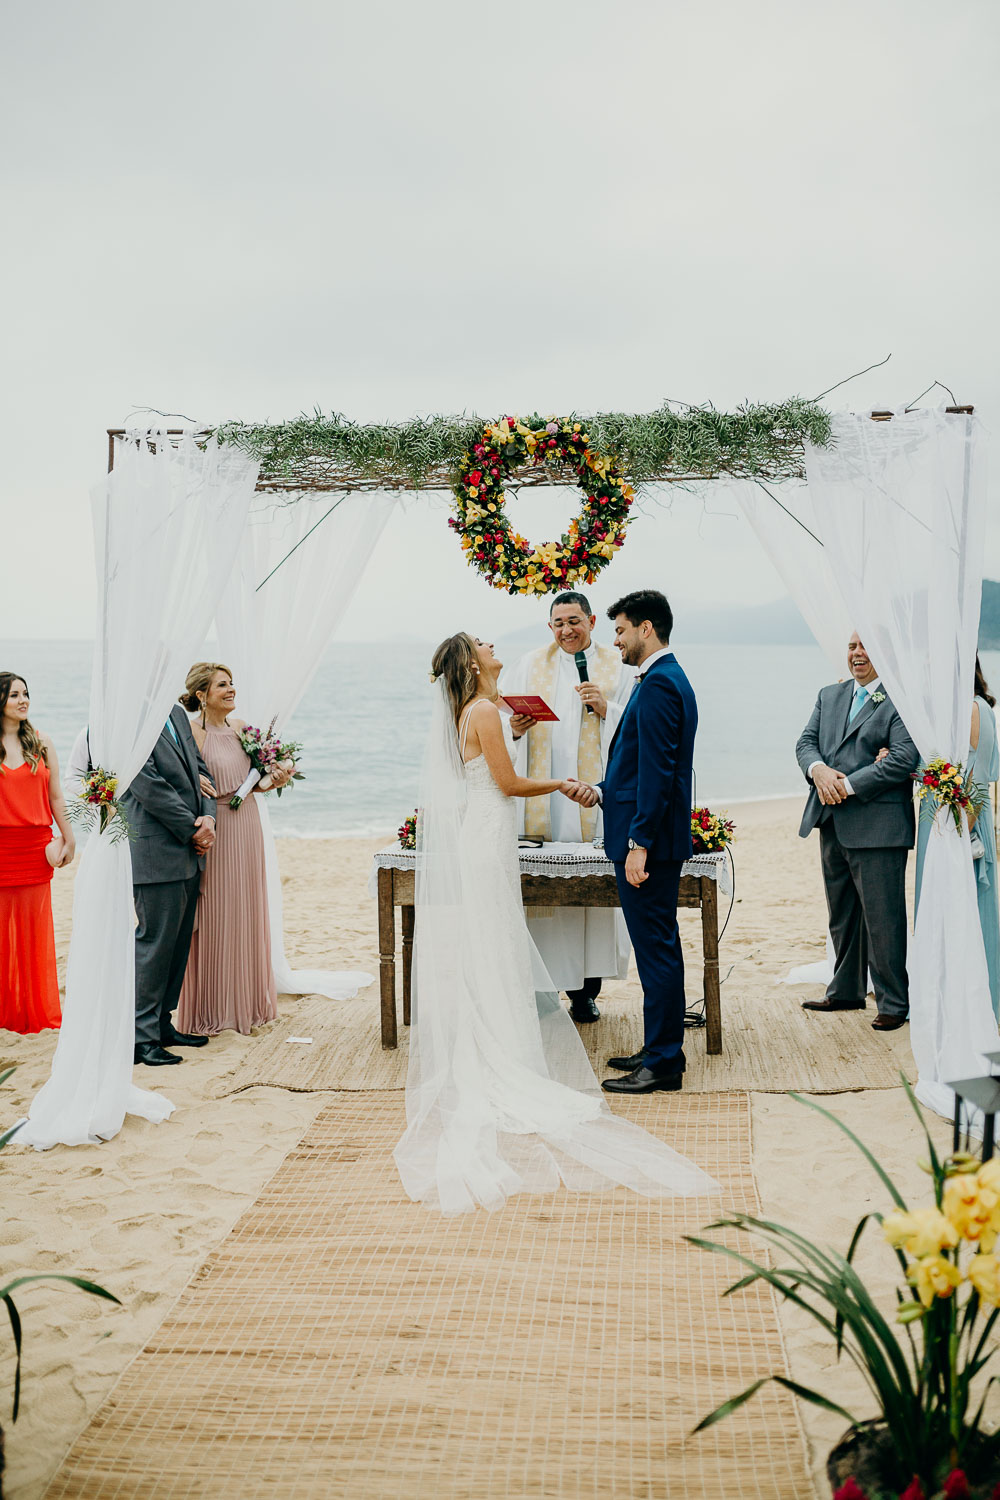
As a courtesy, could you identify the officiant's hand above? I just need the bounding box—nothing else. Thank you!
[510,713,535,740]
[812,763,848,805]
[575,682,608,719]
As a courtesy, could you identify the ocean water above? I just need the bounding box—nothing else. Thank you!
[6,640,999,837]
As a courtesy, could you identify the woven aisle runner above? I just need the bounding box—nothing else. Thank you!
[46,1093,812,1500]
[210,983,916,1098]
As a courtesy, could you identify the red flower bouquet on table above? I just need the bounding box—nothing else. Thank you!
[230,722,304,809]
[690,806,734,855]
[397,810,418,851]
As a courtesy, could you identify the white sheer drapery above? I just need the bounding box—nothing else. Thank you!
[733,480,853,676]
[215,490,397,998]
[19,432,259,1149]
[805,408,997,1117]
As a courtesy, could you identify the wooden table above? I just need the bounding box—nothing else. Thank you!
[373,848,725,1055]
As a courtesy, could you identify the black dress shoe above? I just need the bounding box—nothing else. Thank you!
[606,1051,646,1071]
[871,1013,908,1031]
[801,999,867,1012]
[602,1066,683,1095]
[134,1043,182,1066]
[161,1026,209,1048]
[569,995,601,1023]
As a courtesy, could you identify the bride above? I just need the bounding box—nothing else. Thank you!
[393,632,718,1215]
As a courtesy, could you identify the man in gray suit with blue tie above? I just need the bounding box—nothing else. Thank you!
[795,634,920,1031]
[121,705,218,1066]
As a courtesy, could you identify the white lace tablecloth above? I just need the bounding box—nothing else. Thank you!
[369,842,731,897]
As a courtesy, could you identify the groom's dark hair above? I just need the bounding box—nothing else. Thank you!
[607,589,673,644]
[550,590,592,616]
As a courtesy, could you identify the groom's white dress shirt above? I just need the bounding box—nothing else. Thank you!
[500,640,634,991]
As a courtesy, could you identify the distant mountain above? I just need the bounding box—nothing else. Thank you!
[980,580,1000,649]
[497,582,1000,650]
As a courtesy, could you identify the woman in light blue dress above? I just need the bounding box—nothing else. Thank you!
[914,657,1000,1018]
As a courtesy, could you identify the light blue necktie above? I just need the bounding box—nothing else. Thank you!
[165,715,181,746]
[848,686,869,724]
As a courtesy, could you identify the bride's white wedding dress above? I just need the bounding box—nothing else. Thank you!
[393,684,719,1215]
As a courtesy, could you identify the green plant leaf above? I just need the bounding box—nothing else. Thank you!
[2,1293,22,1421]
[692,1374,859,1434]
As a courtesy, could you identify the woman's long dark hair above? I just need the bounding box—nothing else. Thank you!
[0,672,48,773]
[975,654,996,708]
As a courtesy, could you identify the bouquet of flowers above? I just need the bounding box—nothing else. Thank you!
[914,758,986,837]
[690,806,735,855]
[230,722,304,810]
[398,810,418,851]
[67,766,130,843]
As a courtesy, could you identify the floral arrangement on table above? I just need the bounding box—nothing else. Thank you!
[448,414,636,595]
[688,1081,1000,1499]
[914,758,986,835]
[67,766,130,843]
[690,806,735,855]
[397,810,418,851]
[230,723,304,809]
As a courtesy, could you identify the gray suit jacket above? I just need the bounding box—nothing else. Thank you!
[122,705,217,884]
[796,680,919,848]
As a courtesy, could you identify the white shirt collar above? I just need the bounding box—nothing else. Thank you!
[636,646,673,680]
[558,641,595,665]
[853,676,881,696]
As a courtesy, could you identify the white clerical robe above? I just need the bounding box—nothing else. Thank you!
[500,642,635,991]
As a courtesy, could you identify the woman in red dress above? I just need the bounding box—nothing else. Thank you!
[0,672,74,1032]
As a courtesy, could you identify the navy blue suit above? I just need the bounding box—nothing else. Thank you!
[599,653,697,1073]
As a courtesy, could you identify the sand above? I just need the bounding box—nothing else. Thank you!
[0,806,992,1499]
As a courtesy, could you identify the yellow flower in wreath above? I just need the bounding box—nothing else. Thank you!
[907,1253,963,1308]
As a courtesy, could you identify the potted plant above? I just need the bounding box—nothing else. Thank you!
[687,1080,1000,1498]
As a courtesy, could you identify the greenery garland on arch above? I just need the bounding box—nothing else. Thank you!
[213,398,831,496]
[449,414,635,594]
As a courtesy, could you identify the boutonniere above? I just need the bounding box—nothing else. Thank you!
[870,691,886,705]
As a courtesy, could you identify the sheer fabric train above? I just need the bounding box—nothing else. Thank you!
[393,681,718,1215]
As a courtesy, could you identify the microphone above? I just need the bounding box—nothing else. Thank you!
[574,650,594,713]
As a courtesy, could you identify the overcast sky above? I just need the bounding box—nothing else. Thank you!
[2,0,997,646]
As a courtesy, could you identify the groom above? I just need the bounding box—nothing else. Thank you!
[568,588,697,1094]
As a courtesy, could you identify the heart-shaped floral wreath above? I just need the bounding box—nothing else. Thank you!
[448,414,635,595]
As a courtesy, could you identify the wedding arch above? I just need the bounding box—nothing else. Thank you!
[18,396,989,1151]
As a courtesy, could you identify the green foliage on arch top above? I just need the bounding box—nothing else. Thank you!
[213,398,832,494]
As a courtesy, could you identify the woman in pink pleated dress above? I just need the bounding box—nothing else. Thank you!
[176,663,290,1036]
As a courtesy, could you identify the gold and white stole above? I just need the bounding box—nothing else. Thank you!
[524,643,622,841]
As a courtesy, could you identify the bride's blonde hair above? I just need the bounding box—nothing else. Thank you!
[430,634,480,727]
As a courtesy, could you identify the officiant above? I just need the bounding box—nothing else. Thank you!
[500,591,634,1022]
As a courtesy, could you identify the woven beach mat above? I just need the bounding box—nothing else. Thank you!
[211,978,916,1097]
[45,1091,814,1500]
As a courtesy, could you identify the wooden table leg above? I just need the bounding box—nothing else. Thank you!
[701,875,722,1055]
[401,905,414,1027]
[377,868,398,1049]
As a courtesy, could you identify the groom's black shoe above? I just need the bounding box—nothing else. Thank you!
[134,1043,182,1067]
[161,1025,209,1048]
[801,998,866,1012]
[601,1065,683,1095]
[606,1051,646,1072]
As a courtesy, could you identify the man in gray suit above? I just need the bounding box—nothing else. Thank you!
[122,704,217,1066]
[795,633,920,1031]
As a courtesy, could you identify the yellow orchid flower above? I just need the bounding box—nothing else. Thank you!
[883,1207,960,1258]
[907,1254,963,1308]
[944,1174,998,1246]
[967,1252,1000,1306]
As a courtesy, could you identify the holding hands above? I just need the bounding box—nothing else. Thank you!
[561,778,599,808]
[192,815,216,854]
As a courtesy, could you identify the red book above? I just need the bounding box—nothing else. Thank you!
[499,694,559,722]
